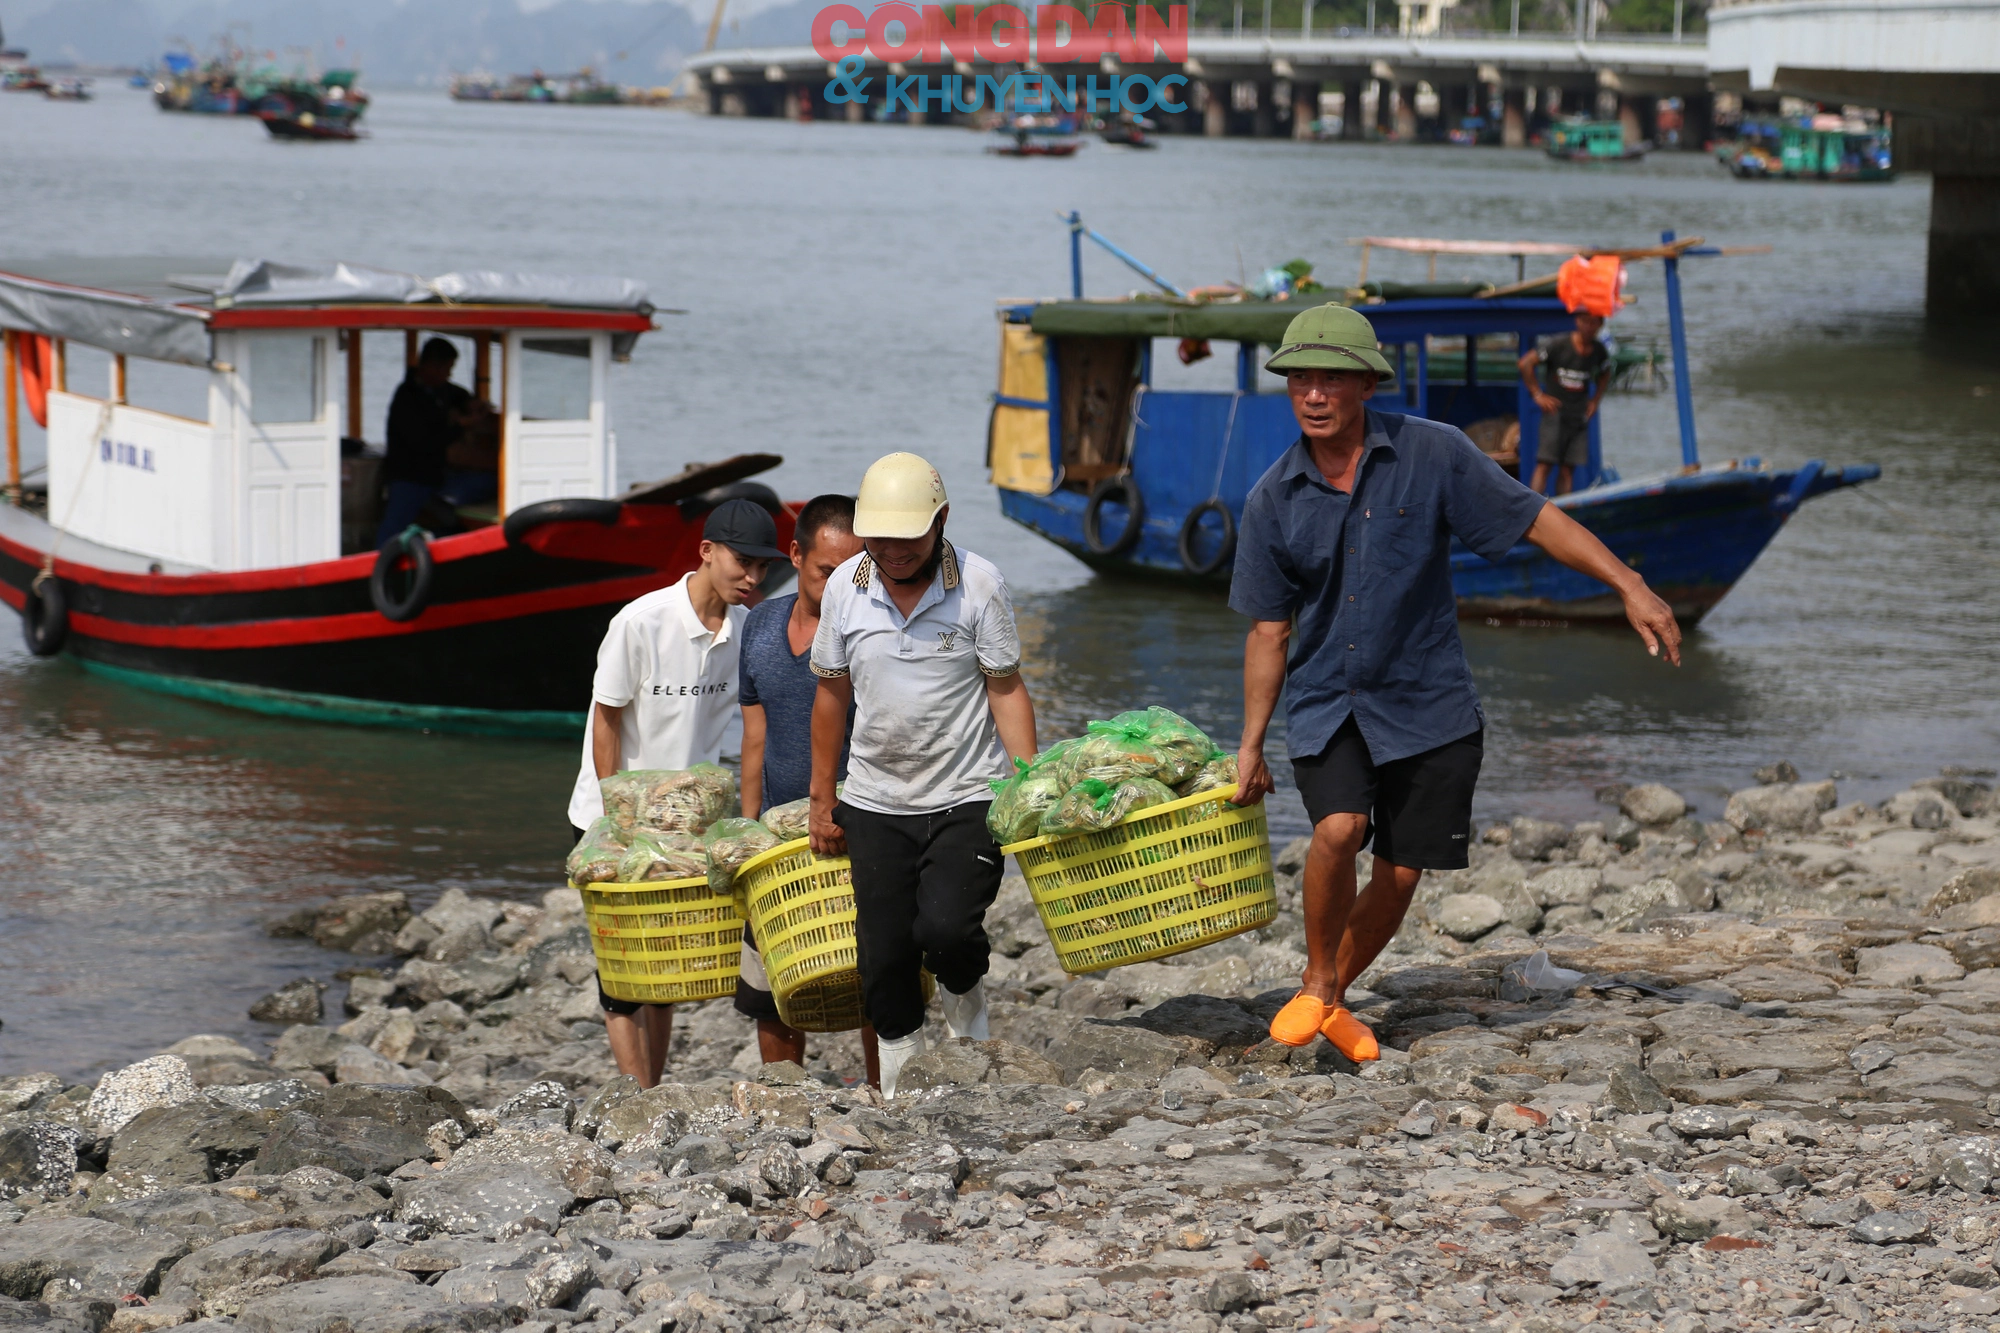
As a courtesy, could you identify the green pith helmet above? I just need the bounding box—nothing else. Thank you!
[1264,303,1397,387]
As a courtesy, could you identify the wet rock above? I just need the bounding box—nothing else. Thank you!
[1044,1020,1185,1084]
[87,1057,197,1136]
[1434,894,1505,941]
[1930,867,2000,916]
[811,1230,873,1273]
[1853,1212,1932,1245]
[659,1135,735,1176]
[270,1026,349,1076]
[392,1166,574,1236]
[444,1128,612,1197]
[103,1100,280,1195]
[232,1275,497,1333]
[248,979,326,1026]
[1753,761,1801,785]
[0,1122,79,1201]
[158,1227,348,1303]
[1509,817,1570,861]
[1548,1232,1656,1291]
[311,893,411,954]
[1724,783,1829,834]
[1620,784,1689,828]
[0,1217,189,1300]
[1854,942,1966,986]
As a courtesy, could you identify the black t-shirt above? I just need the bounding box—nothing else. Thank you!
[1537,335,1610,418]
[383,376,472,487]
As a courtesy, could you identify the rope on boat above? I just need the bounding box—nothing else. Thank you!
[37,395,115,589]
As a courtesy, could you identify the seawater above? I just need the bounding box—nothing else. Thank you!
[2,86,1997,1078]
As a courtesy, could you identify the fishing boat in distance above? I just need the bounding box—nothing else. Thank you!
[0,260,794,735]
[984,221,1878,624]
[990,112,1084,157]
[44,77,92,101]
[1545,118,1650,162]
[1719,115,1894,182]
[257,69,368,140]
[449,70,627,104]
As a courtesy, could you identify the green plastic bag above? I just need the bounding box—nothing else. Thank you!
[601,762,739,834]
[1037,775,1178,839]
[615,828,709,883]
[759,796,813,842]
[1066,730,1177,788]
[1085,706,1215,786]
[566,816,632,885]
[987,757,1068,845]
[702,817,781,899]
[1175,750,1239,798]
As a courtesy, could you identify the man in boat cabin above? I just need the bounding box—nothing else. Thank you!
[567,498,783,1087]
[377,337,498,547]
[735,493,881,1085]
[1230,304,1681,1062]
[1519,310,1612,497]
[807,453,1038,1097]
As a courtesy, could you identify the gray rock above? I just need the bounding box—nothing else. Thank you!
[104,1100,281,1194]
[1723,1165,1781,1197]
[1752,761,1800,785]
[85,1184,269,1238]
[1620,785,1688,828]
[233,1274,499,1333]
[1929,867,2000,916]
[753,1144,809,1198]
[1433,894,1505,941]
[1724,783,1829,834]
[270,1026,349,1076]
[344,976,396,1014]
[392,1165,575,1236]
[251,1109,430,1182]
[572,1076,641,1142]
[898,1040,995,1092]
[312,893,412,953]
[1528,867,1602,908]
[248,979,326,1026]
[1938,1139,2000,1194]
[1852,1212,1931,1245]
[86,1056,197,1135]
[160,1227,348,1302]
[1667,1106,1749,1139]
[596,1090,690,1156]
[1043,1021,1186,1084]
[492,1081,574,1129]
[1206,1272,1259,1314]
[333,1045,411,1086]
[1509,817,1570,861]
[1648,1195,1763,1242]
[0,1122,79,1201]
[1605,1064,1672,1115]
[1854,942,1965,986]
[1548,1232,1656,1292]
[660,1134,735,1176]
[0,1217,189,1300]
[1886,786,1956,829]
[1805,1195,1876,1227]
[1597,879,1688,933]
[524,1252,592,1309]
[444,1128,613,1197]
[811,1230,873,1273]
[394,957,524,1007]
[0,1075,64,1116]
[1849,1043,1897,1075]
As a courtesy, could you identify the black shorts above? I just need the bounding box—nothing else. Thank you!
[1539,413,1591,468]
[572,822,655,1017]
[1291,719,1483,870]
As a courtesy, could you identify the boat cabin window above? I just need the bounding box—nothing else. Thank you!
[123,355,212,422]
[1146,337,1246,394]
[1055,336,1140,486]
[519,337,592,421]
[248,334,324,425]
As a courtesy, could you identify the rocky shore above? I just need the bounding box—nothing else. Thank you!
[4,766,2000,1333]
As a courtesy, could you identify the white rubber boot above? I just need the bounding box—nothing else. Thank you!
[876,1030,927,1098]
[940,979,989,1042]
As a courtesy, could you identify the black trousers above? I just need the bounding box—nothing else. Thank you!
[836,799,1004,1042]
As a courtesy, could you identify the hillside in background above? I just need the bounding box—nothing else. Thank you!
[5,0,827,83]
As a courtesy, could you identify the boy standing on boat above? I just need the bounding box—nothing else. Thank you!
[567,498,782,1088]
[736,493,881,1085]
[1230,304,1680,1062]
[1519,311,1612,497]
[807,453,1038,1097]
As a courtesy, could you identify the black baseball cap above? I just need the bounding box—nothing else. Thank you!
[702,497,784,560]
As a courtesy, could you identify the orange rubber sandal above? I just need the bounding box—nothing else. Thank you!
[1320,1007,1380,1062]
[1270,992,1331,1047]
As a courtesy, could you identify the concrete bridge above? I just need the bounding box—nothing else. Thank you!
[685,30,1713,144]
[1709,0,2000,314]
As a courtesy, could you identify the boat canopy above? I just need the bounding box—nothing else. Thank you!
[1021,283,1558,343]
[0,260,657,367]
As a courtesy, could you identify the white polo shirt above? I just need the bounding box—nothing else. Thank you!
[811,540,1021,816]
[567,574,745,829]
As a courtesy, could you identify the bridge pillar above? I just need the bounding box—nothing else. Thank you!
[1502,86,1526,148]
[1929,172,2000,319]
[1204,80,1229,137]
[1293,81,1321,140]
[1618,96,1642,146]
[1681,92,1713,149]
[1253,81,1277,137]
[1395,83,1418,140]
[1343,79,1366,139]
[719,89,748,117]
[1375,79,1394,137]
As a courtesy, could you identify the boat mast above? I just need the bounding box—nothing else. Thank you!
[1660,227,1699,468]
[1059,212,1189,300]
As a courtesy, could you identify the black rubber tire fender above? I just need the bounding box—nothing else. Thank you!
[676,480,783,523]
[502,497,623,548]
[1083,477,1146,556]
[21,575,68,657]
[370,528,435,623]
[1177,498,1237,576]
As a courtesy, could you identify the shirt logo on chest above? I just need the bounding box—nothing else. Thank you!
[936,630,961,652]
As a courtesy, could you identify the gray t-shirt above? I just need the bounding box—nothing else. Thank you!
[810,541,1022,815]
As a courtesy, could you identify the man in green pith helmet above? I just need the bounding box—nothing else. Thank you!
[1229,302,1682,1062]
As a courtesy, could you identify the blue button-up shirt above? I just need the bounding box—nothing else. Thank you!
[1228,409,1547,765]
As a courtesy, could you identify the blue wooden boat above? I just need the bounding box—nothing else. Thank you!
[986,222,1879,624]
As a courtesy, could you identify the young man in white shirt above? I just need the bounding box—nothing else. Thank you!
[807,453,1038,1096]
[568,498,780,1087]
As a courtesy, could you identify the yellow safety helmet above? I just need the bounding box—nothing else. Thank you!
[854,452,948,540]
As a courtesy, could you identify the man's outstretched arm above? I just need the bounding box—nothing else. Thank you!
[1524,503,1683,664]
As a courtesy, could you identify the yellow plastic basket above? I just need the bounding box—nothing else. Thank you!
[734,839,932,1033]
[577,874,744,1005]
[1001,784,1277,975]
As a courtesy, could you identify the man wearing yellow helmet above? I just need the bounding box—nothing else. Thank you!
[1231,304,1681,1063]
[806,453,1039,1097]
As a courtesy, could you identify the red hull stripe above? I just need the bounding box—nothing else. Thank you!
[63,571,670,650]
[209,307,654,333]
[0,524,510,596]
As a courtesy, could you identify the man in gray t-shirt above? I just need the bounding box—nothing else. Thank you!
[808,453,1038,1096]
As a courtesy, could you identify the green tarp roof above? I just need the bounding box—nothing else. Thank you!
[1019,279,1556,342]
